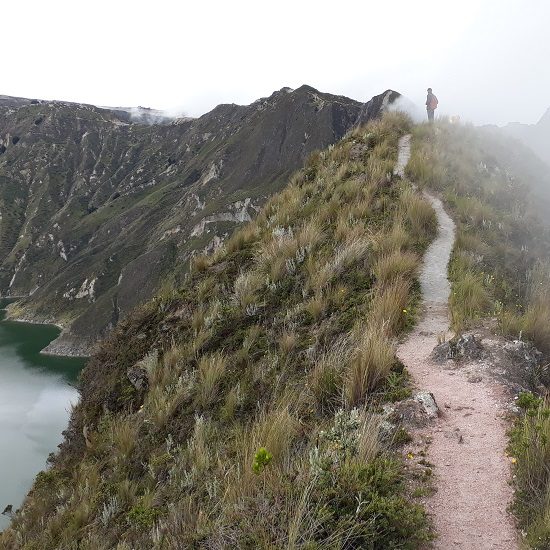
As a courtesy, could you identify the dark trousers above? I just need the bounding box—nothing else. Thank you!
[427,109,435,122]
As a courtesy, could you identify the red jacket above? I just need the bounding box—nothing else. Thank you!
[426,93,438,110]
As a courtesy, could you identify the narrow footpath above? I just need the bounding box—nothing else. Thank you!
[395,134,518,549]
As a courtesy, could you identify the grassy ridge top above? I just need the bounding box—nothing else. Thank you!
[3,113,438,549]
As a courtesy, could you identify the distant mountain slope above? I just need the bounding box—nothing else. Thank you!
[482,122,550,214]
[501,107,550,167]
[0,86,398,354]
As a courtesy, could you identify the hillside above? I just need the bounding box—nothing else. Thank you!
[0,86,397,355]
[1,113,439,549]
[3,110,550,548]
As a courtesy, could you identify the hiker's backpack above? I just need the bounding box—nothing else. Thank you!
[429,95,439,110]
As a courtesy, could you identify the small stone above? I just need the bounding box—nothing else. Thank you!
[468,375,482,383]
[126,365,149,391]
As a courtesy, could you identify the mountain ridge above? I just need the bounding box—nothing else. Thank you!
[0,85,398,355]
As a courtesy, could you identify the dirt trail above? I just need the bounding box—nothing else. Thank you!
[396,135,518,549]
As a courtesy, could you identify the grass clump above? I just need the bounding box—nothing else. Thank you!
[509,397,550,549]
[346,326,395,407]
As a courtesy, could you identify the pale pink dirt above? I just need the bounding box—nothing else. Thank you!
[396,136,519,549]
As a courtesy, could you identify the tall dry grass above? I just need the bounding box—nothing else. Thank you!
[345,326,395,407]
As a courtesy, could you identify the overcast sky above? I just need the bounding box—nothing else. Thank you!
[3,0,548,125]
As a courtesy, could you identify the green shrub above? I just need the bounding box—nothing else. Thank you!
[517,391,543,411]
[127,504,161,529]
[509,399,550,548]
[252,447,273,474]
[309,457,430,548]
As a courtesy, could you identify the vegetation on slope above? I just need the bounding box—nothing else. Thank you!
[408,121,550,548]
[509,393,550,549]
[0,86,369,354]
[407,121,550,350]
[2,113,437,549]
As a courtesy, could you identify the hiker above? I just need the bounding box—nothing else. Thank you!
[426,88,438,122]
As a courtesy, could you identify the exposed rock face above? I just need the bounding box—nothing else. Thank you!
[0,85,398,354]
[433,331,546,394]
[356,90,401,125]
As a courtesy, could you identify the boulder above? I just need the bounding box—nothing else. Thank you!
[126,365,149,391]
[503,340,547,387]
[432,334,484,363]
[383,391,439,430]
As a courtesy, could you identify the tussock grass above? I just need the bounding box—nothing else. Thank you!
[509,396,550,547]
[111,418,138,459]
[305,292,326,321]
[373,250,419,285]
[399,187,438,239]
[310,237,371,290]
[189,253,210,274]
[374,222,410,255]
[307,339,351,411]
[225,221,261,253]
[195,352,227,408]
[345,326,395,407]
[502,263,550,354]
[233,270,263,309]
[449,269,491,331]
[370,277,411,334]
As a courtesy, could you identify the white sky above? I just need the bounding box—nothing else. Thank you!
[2,0,548,125]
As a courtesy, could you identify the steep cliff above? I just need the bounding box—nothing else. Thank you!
[0,86,397,354]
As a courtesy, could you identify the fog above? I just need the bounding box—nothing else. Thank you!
[2,0,548,125]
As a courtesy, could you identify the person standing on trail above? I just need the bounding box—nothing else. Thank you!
[426,88,438,122]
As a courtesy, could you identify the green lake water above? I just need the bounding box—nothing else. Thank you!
[0,300,85,530]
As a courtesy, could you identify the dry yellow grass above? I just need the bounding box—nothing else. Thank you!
[373,250,419,285]
[195,353,227,408]
[370,277,411,334]
[345,325,395,406]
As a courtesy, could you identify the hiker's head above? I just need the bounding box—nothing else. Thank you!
[427,88,433,93]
